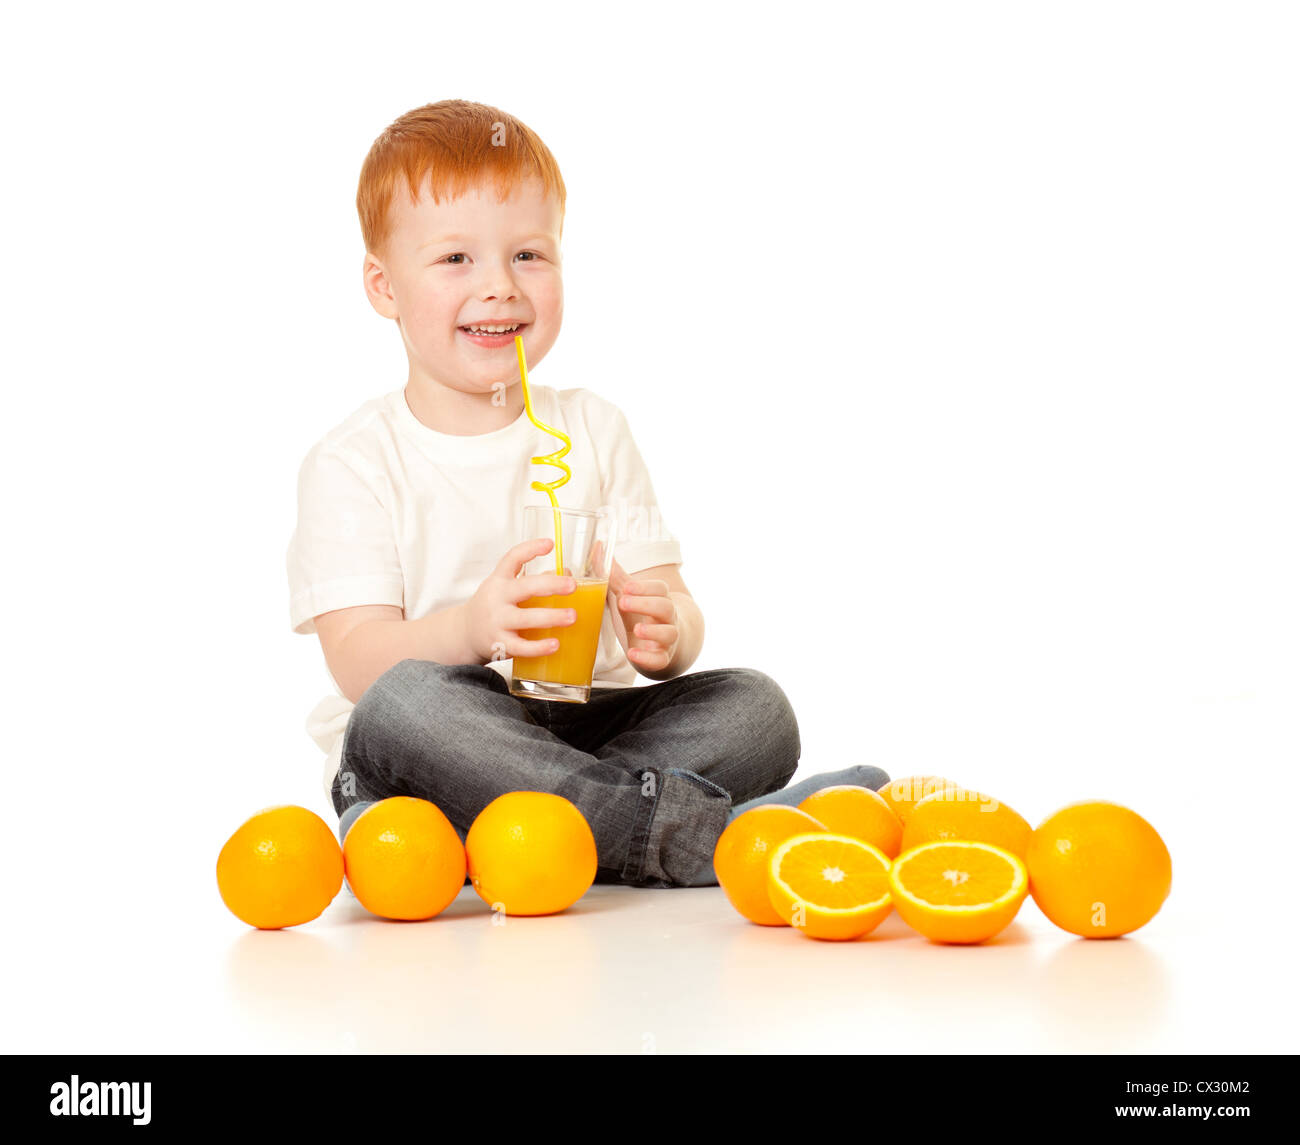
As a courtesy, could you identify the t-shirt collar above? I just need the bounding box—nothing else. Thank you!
[388,386,536,463]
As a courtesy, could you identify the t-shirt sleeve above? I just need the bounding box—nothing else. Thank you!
[591,397,684,574]
[286,444,405,635]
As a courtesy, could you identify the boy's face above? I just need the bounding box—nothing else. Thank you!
[364,175,563,397]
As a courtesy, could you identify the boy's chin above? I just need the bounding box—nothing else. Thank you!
[465,375,517,399]
[411,370,514,397]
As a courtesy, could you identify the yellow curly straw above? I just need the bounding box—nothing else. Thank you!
[514,334,571,575]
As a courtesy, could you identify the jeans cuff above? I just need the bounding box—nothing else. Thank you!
[628,767,732,887]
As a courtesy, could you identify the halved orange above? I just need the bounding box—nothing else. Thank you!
[766,832,893,941]
[889,840,1027,944]
[713,805,828,926]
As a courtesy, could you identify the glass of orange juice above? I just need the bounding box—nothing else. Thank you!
[509,506,616,703]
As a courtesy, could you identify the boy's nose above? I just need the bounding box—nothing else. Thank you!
[476,264,519,302]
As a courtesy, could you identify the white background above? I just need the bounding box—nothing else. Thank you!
[2,0,1296,1055]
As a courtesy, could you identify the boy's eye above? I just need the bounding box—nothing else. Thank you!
[438,252,539,264]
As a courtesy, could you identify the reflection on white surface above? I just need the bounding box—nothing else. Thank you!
[4,849,1291,1054]
[215,886,1182,1054]
[1033,936,1170,1051]
[224,929,349,1051]
[224,888,611,1053]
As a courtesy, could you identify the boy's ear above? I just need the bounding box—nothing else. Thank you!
[362,253,399,320]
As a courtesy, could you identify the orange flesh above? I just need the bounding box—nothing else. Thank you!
[896,845,1017,907]
[778,839,890,909]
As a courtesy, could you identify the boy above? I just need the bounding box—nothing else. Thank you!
[286,100,887,888]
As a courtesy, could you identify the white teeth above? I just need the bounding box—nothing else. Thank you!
[464,323,520,334]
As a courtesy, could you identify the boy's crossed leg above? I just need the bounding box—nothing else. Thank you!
[333,660,887,889]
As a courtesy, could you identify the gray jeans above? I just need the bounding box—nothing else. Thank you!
[331,660,801,888]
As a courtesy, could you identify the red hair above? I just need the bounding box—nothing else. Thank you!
[356,99,567,258]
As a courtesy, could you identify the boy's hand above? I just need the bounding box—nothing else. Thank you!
[608,560,680,673]
[461,537,577,664]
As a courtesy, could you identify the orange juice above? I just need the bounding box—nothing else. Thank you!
[512,579,609,687]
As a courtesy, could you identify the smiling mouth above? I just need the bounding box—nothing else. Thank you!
[459,322,527,336]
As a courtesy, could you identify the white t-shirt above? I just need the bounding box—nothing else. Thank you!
[287,384,683,801]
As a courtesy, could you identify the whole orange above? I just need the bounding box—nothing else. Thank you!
[343,797,467,921]
[879,776,962,825]
[900,788,1033,860]
[713,805,828,926]
[1027,801,1171,938]
[465,792,598,916]
[798,785,903,858]
[217,805,343,929]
